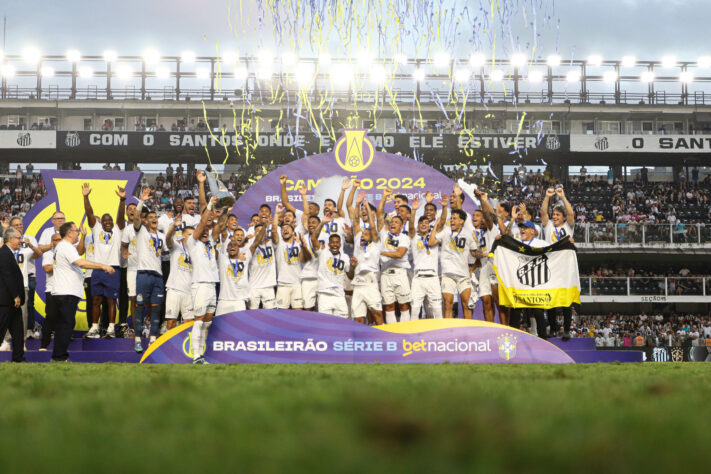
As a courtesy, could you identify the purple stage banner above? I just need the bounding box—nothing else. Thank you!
[140,310,575,364]
[23,170,142,329]
[231,129,475,224]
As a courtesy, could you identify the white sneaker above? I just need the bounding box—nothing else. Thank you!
[85,327,100,339]
[0,341,10,351]
[26,329,34,339]
[104,328,115,339]
[160,322,167,334]
[33,330,40,339]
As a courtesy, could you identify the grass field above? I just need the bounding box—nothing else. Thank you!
[0,363,709,473]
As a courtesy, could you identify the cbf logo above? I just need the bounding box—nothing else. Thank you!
[497,333,518,360]
[65,132,81,147]
[333,129,375,172]
[516,255,550,287]
[594,136,609,150]
[16,132,32,147]
[545,135,560,150]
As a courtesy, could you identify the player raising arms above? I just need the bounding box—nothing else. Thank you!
[298,185,320,311]
[310,215,355,317]
[377,188,412,324]
[409,194,447,319]
[347,182,383,325]
[132,187,168,352]
[216,225,264,315]
[185,196,220,364]
[81,182,126,339]
[249,209,277,310]
[272,203,309,310]
[164,216,194,329]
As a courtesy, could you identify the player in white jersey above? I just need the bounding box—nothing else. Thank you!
[316,180,351,244]
[81,183,127,339]
[310,215,355,317]
[410,196,445,319]
[216,226,263,315]
[272,203,308,309]
[164,216,194,329]
[347,183,383,325]
[474,191,504,323]
[248,214,277,309]
[541,186,576,340]
[431,206,479,319]
[131,187,168,352]
[299,212,322,311]
[185,197,220,364]
[377,188,412,324]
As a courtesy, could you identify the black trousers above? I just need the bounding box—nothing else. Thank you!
[118,267,128,325]
[41,292,59,349]
[550,306,572,336]
[510,308,547,340]
[160,260,170,326]
[84,277,92,328]
[0,306,25,362]
[52,295,79,361]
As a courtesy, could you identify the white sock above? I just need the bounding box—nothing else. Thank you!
[149,336,156,344]
[529,317,538,336]
[385,311,397,324]
[201,321,212,353]
[429,303,443,319]
[399,310,411,322]
[191,321,204,359]
[134,336,141,343]
[91,323,99,331]
[410,304,421,320]
[108,323,115,331]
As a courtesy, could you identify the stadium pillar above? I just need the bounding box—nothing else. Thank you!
[176,60,181,100]
[141,61,146,101]
[210,59,215,101]
[580,64,587,104]
[614,63,621,104]
[478,66,485,101]
[546,65,553,103]
[36,61,42,99]
[71,63,77,100]
[514,66,519,103]
[106,63,112,99]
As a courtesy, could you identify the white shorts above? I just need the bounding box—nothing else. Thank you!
[250,287,276,309]
[191,282,217,316]
[477,261,496,298]
[215,299,247,316]
[165,289,194,320]
[351,275,382,318]
[317,293,349,318]
[127,269,137,297]
[441,274,473,296]
[380,267,411,305]
[301,279,318,309]
[276,284,304,309]
[411,274,442,307]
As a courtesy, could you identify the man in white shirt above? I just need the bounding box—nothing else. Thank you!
[377,189,412,324]
[541,186,576,340]
[185,197,220,364]
[118,201,137,336]
[216,227,263,315]
[348,186,383,325]
[249,219,277,309]
[310,215,355,317]
[37,211,66,252]
[471,192,502,323]
[164,217,194,329]
[430,206,478,319]
[39,233,62,351]
[131,188,168,352]
[272,203,307,310]
[81,183,126,339]
[410,210,443,320]
[52,221,115,362]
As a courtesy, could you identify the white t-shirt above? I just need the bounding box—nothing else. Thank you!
[249,241,277,289]
[166,239,193,294]
[379,229,411,271]
[42,249,55,294]
[315,248,351,297]
[91,222,122,267]
[436,227,476,278]
[53,240,84,298]
[84,233,95,278]
[353,232,380,277]
[20,235,38,277]
[218,249,252,301]
[122,226,138,271]
[544,221,574,244]
[410,233,439,276]
[13,238,36,288]
[520,237,549,248]
[135,227,166,274]
[317,216,349,244]
[185,236,219,284]
[38,226,60,248]
[300,237,319,280]
[276,239,302,286]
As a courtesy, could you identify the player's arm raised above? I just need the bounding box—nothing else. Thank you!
[82,183,97,229]
[134,187,151,231]
[311,215,331,254]
[115,186,127,230]
[165,216,180,250]
[366,198,379,243]
[434,194,449,233]
[194,195,216,240]
[249,224,268,255]
[541,188,554,226]
[556,188,576,227]
[336,177,349,218]
[408,196,420,238]
[272,203,283,244]
[196,169,207,214]
[349,186,364,236]
[279,174,297,214]
[376,188,392,233]
[298,185,310,231]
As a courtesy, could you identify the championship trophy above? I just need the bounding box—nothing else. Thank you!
[206,170,236,211]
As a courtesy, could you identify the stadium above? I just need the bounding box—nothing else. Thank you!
[1,1,710,472]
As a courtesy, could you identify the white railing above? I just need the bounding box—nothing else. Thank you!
[573,223,711,247]
[580,276,710,303]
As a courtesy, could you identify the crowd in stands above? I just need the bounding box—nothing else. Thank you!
[570,313,711,348]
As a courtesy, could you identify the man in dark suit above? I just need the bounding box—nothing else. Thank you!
[0,227,27,362]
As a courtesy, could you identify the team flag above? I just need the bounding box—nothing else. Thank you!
[491,235,581,309]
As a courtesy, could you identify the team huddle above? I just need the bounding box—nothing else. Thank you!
[2,171,578,364]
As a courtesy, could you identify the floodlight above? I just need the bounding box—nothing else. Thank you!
[621,55,636,68]
[470,53,486,68]
[78,66,94,78]
[23,47,41,64]
[603,70,618,82]
[181,51,196,64]
[294,62,314,85]
[116,64,133,79]
[641,71,655,83]
[40,65,55,77]
[511,53,526,68]
[490,69,504,81]
[370,65,387,83]
[566,70,581,82]
[587,55,602,66]
[547,54,561,67]
[66,49,81,63]
[222,51,238,65]
[454,68,471,82]
[680,71,694,83]
[143,49,161,64]
[103,50,118,63]
[527,70,544,83]
[661,56,676,68]
[0,64,15,78]
[233,65,248,80]
[394,53,408,65]
[433,52,450,69]
[412,68,426,82]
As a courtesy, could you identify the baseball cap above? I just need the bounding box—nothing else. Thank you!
[520,220,536,229]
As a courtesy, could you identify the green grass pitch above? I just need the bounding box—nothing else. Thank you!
[0,363,708,473]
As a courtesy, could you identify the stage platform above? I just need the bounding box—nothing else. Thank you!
[0,335,644,364]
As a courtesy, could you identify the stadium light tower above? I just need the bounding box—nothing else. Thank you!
[527,70,543,83]
[566,70,581,82]
[393,53,408,65]
[23,47,41,65]
[546,54,561,67]
[453,68,471,83]
[1,63,15,78]
[40,65,54,78]
[412,67,426,82]
[66,49,81,63]
[603,70,618,82]
[103,50,118,63]
[511,53,526,68]
[490,69,504,82]
[621,55,636,68]
[661,56,676,68]
[433,52,450,69]
[641,70,655,82]
[587,55,602,67]
[181,51,196,64]
[470,53,486,68]
[697,56,711,68]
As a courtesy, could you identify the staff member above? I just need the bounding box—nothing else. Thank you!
[52,222,115,362]
[0,228,27,362]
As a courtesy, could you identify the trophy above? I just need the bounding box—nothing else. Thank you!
[206,170,236,211]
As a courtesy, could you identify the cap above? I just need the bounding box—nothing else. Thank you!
[520,220,536,229]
